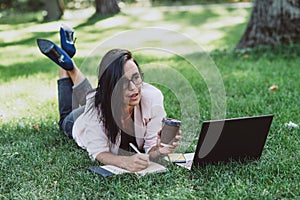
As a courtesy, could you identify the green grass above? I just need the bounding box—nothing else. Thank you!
[1,4,300,199]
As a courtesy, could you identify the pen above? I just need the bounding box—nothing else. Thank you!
[129,143,150,165]
[129,143,141,154]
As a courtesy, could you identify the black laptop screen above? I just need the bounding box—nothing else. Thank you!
[192,115,273,168]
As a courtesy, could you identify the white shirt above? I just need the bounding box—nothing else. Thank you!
[72,83,166,160]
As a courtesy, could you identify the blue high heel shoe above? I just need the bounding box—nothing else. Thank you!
[60,24,76,58]
[37,39,74,71]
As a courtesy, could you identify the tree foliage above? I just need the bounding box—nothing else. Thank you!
[0,0,44,12]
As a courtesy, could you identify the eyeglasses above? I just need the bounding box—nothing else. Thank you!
[122,72,144,89]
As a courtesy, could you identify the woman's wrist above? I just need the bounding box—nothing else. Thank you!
[149,146,161,160]
[154,149,161,157]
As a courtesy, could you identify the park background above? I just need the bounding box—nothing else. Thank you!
[0,0,299,199]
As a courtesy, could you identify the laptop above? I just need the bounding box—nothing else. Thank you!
[176,115,273,170]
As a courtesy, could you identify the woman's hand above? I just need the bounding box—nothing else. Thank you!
[157,129,182,155]
[96,152,149,172]
[123,153,150,172]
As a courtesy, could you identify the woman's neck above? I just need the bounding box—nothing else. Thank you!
[128,106,134,116]
[121,106,134,119]
[121,106,134,134]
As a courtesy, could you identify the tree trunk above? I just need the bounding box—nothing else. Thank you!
[236,0,300,49]
[95,0,120,15]
[44,0,64,20]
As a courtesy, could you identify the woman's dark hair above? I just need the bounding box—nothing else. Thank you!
[93,49,142,145]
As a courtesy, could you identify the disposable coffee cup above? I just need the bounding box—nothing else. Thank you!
[160,118,181,147]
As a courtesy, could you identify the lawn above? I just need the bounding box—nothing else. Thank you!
[0,3,299,199]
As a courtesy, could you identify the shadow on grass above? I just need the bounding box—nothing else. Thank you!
[161,7,251,50]
[75,12,116,29]
[214,22,248,49]
[209,43,300,61]
[163,9,220,26]
[0,57,98,84]
[0,60,56,84]
[0,31,57,48]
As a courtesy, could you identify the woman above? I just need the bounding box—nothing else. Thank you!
[37,25,181,172]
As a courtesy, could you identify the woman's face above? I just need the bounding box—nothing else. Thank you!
[122,59,142,108]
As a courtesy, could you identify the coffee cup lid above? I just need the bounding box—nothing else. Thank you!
[162,118,181,126]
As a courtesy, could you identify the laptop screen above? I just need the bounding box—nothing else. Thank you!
[192,115,273,168]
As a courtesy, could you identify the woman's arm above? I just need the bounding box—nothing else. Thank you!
[141,84,182,158]
[96,152,150,172]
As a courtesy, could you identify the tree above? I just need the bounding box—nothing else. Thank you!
[44,0,64,20]
[95,0,120,15]
[236,0,300,49]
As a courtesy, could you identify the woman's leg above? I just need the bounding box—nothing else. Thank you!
[62,62,92,109]
[66,63,85,86]
[72,77,92,111]
[57,75,74,138]
[57,65,92,138]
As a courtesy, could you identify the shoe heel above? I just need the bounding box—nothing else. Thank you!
[60,24,76,58]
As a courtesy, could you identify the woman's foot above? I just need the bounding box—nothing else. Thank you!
[36,39,74,71]
[60,24,76,58]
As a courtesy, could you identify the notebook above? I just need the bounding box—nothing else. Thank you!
[176,115,274,170]
[88,161,167,177]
